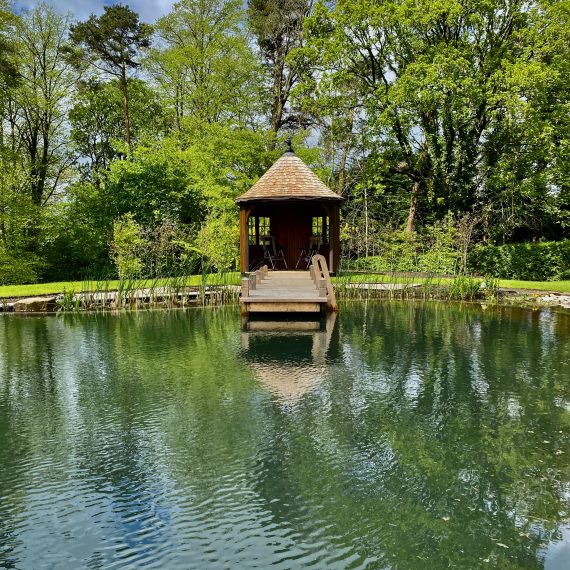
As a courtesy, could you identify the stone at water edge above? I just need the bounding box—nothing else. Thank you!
[536,294,570,309]
[13,297,57,312]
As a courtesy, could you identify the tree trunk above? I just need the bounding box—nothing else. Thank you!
[337,110,354,195]
[270,52,287,139]
[121,65,131,147]
[28,128,41,206]
[175,81,182,131]
[271,75,284,136]
[405,181,420,233]
[364,186,369,258]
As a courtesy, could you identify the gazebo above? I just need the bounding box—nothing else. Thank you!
[236,142,343,273]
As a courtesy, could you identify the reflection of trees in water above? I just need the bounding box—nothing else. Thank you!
[0,308,271,566]
[0,316,61,565]
[257,302,569,568]
[0,305,569,568]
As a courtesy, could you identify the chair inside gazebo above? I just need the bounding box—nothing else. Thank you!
[246,205,330,271]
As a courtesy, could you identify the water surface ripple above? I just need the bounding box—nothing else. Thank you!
[0,303,569,569]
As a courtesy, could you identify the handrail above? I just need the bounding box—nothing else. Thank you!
[241,265,268,298]
[311,254,338,312]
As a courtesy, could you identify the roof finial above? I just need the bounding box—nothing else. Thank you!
[284,138,293,154]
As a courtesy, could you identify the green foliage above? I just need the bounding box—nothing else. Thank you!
[0,249,39,285]
[447,276,482,301]
[10,4,76,208]
[68,5,152,74]
[111,213,145,279]
[481,276,500,304]
[468,241,570,281]
[1,0,569,285]
[148,0,264,127]
[140,222,200,277]
[418,218,461,275]
[196,214,239,271]
[56,288,78,312]
[69,79,163,176]
[102,138,206,225]
[350,217,462,275]
[0,150,41,284]
[38,194,111,282]
[296,0,570,241]
[248,0,310,132]
[69,4,152,146]
[0,0,19,92]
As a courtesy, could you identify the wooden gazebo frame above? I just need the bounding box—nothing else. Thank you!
[236,145,343,274]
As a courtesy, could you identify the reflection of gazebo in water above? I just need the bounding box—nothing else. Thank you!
[236,141,343,273]
[241,314,338,403]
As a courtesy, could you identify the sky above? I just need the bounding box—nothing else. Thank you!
[12,0,178,22]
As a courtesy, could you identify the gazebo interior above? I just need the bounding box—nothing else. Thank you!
[243,203,337,272]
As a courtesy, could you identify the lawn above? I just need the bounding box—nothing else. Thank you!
[497,279,570,293]
[0,272,568,299]
[333,272,570,293]
[0,273,242,299]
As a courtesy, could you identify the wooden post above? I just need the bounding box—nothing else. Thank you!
[241,277,249,298]
[313,254,338,311]
[319,278,326,297]
[239,208,250,273]
[324,203,340,273]
[249,273,256,290]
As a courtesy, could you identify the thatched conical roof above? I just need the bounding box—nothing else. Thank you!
[236,150,342,203]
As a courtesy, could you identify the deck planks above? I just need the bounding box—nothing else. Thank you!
[241,270,327,314]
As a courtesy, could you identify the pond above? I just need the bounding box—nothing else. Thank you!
[0,302,569,569]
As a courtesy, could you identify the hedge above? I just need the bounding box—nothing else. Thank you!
[467,240,570,281]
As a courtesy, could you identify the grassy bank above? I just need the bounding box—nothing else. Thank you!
[333,273,570,293]
[1,272,568,300]
[496,279,570,293]
[0,273,241,299]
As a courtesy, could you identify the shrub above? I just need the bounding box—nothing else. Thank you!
[111,213,145,279]
[196,215,239,272]
[0,249,40,285]
[418,218,462,275]
[468,241,570,281]
[349,217,462,275]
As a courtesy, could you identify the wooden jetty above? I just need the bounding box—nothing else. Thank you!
[240,254,337,315]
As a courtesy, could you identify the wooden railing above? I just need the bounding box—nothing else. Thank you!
[241,265,268,298]
[310,254,338,312]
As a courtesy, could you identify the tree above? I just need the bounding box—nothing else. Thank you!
[0,0,19,153]
[69,5,152,147]
[8,3,76,208]
[248,0,312,135]
[0,0,19,96]
[69,78,163,180]
[0,148,40,284]
[147,0,264,129]
[298,0,570,239]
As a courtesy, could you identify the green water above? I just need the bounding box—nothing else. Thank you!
[0,303,569,569]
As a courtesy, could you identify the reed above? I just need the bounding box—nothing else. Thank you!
[333,266,489,303]
[52,268,242,313]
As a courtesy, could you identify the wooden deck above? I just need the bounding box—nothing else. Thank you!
[240,256,337,315]
[241,271,325,313]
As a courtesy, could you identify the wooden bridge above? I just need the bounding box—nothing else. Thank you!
[240,254,337,315]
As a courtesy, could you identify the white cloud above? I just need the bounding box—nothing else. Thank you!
[12,0,177,23]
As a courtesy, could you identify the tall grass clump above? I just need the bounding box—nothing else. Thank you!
[447,276,482,301]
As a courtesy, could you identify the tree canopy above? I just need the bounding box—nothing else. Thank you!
[69,4,152,146]
[0,0,568,284]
